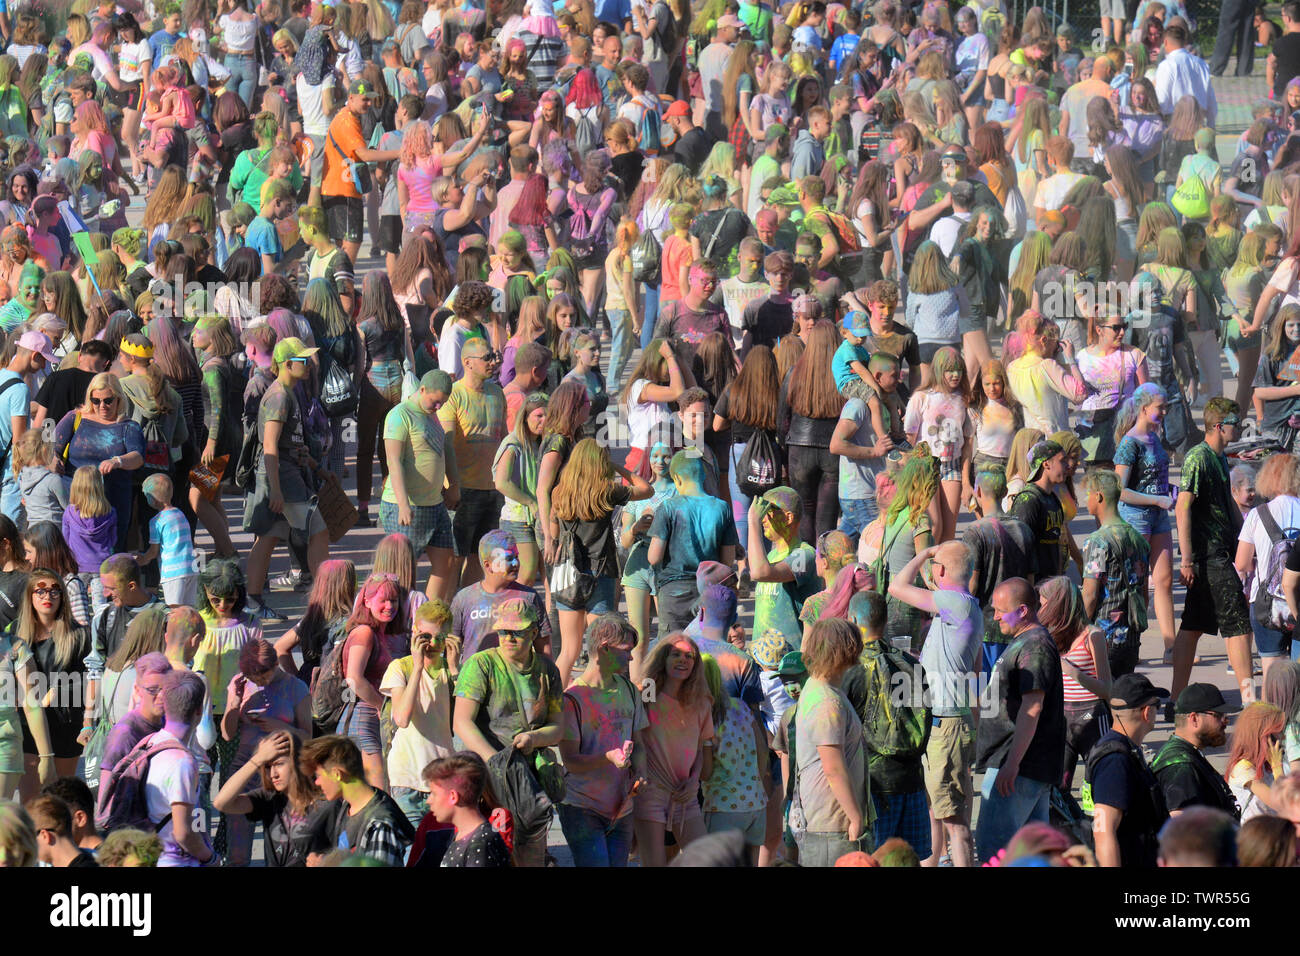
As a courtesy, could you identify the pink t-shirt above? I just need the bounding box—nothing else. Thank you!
[398,156,443,216]
[642,692,713,787]
[904,389,973,464]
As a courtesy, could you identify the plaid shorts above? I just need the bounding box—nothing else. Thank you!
[379,500,455,552]
[871,789,932,860]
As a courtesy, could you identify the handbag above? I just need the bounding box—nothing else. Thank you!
[548,521,596,609]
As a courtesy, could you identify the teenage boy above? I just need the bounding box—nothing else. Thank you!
[41,777,104,851]
[246,178,295,277]
[721,238,771,351]
[747,487,821,651]
[321,79,401,262]
[748,126,789,222]
[791,106,831,181]
[144,670,217,866]
[299,204,356,314]
[1010,440,1069,580]
[503,342,551,429]
[438,279,492,379]
[654,260,731,358]
[26,796,98,866]
[1173,398,1251,708]
[674,387,721,494]
[1268,1,1300,99]
[1080,469,1151,678]
[302,734,414,866]
[648,450,739,638]
[888,541,982,867]
[1033,136,1085,225]
[740,250,795,357]
[450,530,551,659]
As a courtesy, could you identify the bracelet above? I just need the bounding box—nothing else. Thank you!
[38,753,53,758]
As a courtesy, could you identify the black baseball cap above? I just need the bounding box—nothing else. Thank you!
[1174,683,1232,715]
[1109,673,1170,709]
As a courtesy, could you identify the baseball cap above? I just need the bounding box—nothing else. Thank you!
[664,100,691,119]
[791,292,820,315]
[765,122,789,143]
[695,560,738,592]
[1109,673,1169,709]
[15,330,55,366]
[1174,683,1232,715]
[777,651,807,680]
[941,144,968,164]
[272,336,319,364]
[493,597,539,631]
[750,628,792,670]
[716,13,743,29]
[841,310,871,335]
[760,485,801,517]
[766,183,801,206]
[348,79,377,98]
[1025,439,1064,482]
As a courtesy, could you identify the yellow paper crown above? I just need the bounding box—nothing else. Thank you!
[120,339,154,359]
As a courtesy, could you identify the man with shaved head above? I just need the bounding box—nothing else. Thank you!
[974,577,1066,863]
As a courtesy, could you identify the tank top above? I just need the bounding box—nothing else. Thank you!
[1063,631,1099,703]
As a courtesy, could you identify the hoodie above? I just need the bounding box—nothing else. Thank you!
[19,465,69,526]
[62,503,119,574]
[790,129,826,182]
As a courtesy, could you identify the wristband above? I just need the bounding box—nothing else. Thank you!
[38,753,53,758]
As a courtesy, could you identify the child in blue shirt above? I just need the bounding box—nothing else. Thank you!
[832,310,877,399]
[245,178,295,276]
[137,473,198,607]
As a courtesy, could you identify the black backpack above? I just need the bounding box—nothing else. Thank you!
[233,422,262,493]
[735,428,781,498]
[1082,735,1169,865]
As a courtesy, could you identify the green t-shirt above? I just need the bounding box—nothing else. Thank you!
[753,541,818,651]
[381,396,448,507]
[455,647,563,751]
[1179,441,1237,562]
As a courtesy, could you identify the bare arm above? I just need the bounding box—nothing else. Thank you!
[817,743,864,840]
[343,628,386,708]
[994,688,1044,796]
[172,802,213,863]
[454,696,498,761]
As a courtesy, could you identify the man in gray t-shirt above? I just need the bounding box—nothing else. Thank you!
[886,540,982,867]
[830,395,888,536]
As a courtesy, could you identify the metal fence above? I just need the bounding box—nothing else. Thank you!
[998,0,1226,54]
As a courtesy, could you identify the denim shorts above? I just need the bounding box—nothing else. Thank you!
[340,702,382,756]
[500,518,541,552]
[704,809,766,847]
[1117,500,1171,537]
[839,495,879,537]
[1252,608,1292,658]
[555,575,616,614]
[557,803,635,867]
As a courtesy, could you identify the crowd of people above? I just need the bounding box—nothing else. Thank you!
[2,0,1300,872]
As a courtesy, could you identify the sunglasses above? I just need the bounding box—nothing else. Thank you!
[288,356,310,364]
[90,396,116,407]
[1103,323,1126,332]
[33,586,61,598]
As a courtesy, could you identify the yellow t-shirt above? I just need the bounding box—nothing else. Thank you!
[437,379,507,491]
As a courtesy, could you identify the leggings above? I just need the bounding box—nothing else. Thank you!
[1061,700,1109,790]
[787,444,840,542]
[356,373,398,504]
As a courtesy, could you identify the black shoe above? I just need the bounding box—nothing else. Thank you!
[356,509,373,528]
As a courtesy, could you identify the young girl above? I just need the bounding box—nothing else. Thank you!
[619,338,688,478]
[1113,383,1176,663]
[213,731,323,867]
[968,359,1022,490]
[659,202,696,308]
[1226,702,1289,823]
[545,292,585,389]
[749,59,793,133]
[619,442,677,666]
[700,653,768,866]
[425,752,511,868]
[61,466,116,611]
[633,634,714,867]
[502,294,548,387]
[605,218,641,394]
[494,392,548,591]
[273,559,357,686]
[507,174,557,272]
[14,430,66,527]
[339,574,404,790]
[563,331,609,431]
[1002,426,1045,511]
[548,437,652,683]
[904,346,973,543]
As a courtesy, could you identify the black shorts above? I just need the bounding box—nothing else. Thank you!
[378,214,403,255]
[452,488,503,558]
[323,194,364,245]
[918,341,958,365]
[1181,556,1252,638]
[108,79,144,111]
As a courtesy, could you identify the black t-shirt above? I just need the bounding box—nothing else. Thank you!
[690,207,751,265]
[1275,32,1300,97]
[441,821,510,867]
[1152,734,1240,817]
[560,482,632,580]
[1009,483,1065,579]
[245,788,316,867]
[975,625,1065,785]
[610,150,644,199]
[740,295,793,355]
[0,569,27,631]
[66,850,99,867]
[35,369,96,425]
[962,515,1038,643]
[714,382,761,445]
[673,126,714,174]
[1089,730,1169,867]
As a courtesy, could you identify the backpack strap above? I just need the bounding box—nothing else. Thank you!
[1257,501,1285,547]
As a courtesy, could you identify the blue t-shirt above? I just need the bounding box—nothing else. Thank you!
[648,493,739,586]
[833,338,871,391]
[1114,431,1171,498]
[0,371,28,486]
[148,29,181,64]
[828,32,860,72]
[246,216,283,263]
[150,507,196,582]
[593,0,631,24]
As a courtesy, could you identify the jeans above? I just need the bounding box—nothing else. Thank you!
[640,284,660,350]
[838,495,878,537]
[391,786,429,830]
[557,803,634,867]
[787,444,840,542]
[224,53,259,109]
[1209,0,1256,76]
[728,442,752,556]
[797,829,874,867]
[656,578,700,641]
[356,374,396,505]
[607,308,634,394]
[974,768,1051,862]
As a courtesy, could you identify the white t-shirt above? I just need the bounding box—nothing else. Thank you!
[930,212,970,259]
[627,378,669,449]
[297,73,336,137]
[1035,171,1084,211]
[218,13,259,52]
[379,658,455,791]
[118,39,153,82]
[335,35,363,80]
[1238,495,1300,602]
[144,729,202,867]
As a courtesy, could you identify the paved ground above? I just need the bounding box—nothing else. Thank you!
[122,59,1272,862]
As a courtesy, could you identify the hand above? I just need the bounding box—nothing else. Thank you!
[605,746,631,769]
[846,814,864,842]
[1269,739,1285,775]
[1059,339,1076,363]
[77,725,93,746]
[1156,494,1174,510]
[635,511,654,532]
[37,755,55,784]
[444,485,460,510]
[871,436,894,457]
[202,439,217,468]
[513,731,537,754]
[1179,561,1196,587]
[917,544,941,562]
[269,492,285,514]
[543,534,560,565]
[995,757,1020,797]
[99,458,116,475]
[397,502,413,526]
[412,633,432,668]
[252,731,291,768]
[445,634,462,671]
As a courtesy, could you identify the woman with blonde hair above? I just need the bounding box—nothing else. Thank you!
[1008,230,1051,328]
[877,447,941,649]
[1006,311,1085,436]
[634,632,713,866]
[721,40,760,158]
[1003,426,1046,508]
[548,437,652,682]
[905,241,967,386]
[1008,95,1051,206]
